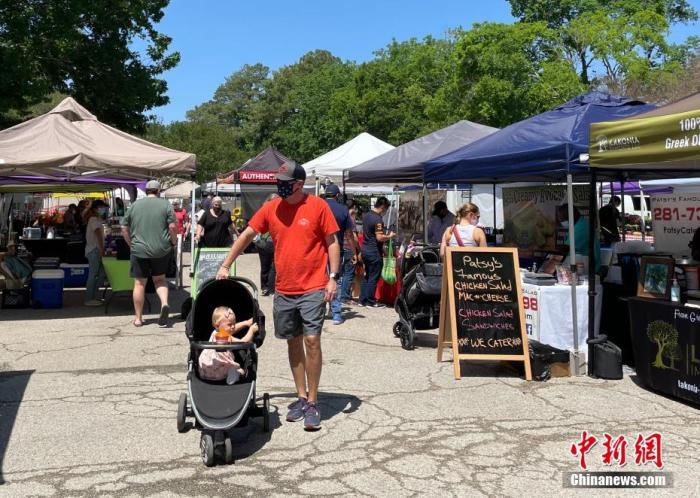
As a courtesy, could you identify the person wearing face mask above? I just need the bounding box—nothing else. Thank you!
[439,202,487,258]
[359,197,396,308]
[215,161,341,431]
[83,199,109,306]
[195,196,235,248]
[557,204,601,272]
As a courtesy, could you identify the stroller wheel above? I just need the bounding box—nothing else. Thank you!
[176,393,188,433]
[399,321,415,351]
[392,322,402,338]
[223,436,234,464]
[263,393,270,433]
[200,433,215,467]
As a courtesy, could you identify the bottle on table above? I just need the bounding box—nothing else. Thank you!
[671,279,681,303]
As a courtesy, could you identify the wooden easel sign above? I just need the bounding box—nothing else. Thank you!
[437,247,532,381]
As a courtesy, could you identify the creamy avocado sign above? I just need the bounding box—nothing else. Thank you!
[590,109,700,168]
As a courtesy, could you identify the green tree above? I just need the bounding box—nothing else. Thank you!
[187,63,270,151]
[647,320,679,369]
[664,341,681,370]
[143,121,248,183]
[452,22,585,128]
[354,35,458,144]
[507,0,698,87]
[256,50,359,162]
[0,0,179,132]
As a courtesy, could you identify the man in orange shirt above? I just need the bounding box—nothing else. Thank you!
[216,161,340,431]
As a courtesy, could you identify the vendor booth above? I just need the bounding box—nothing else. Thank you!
[0,97,196,311]
[589,91,700,404]
[218,146,289,221]
[302,132,394,194]
[424,91,655,373]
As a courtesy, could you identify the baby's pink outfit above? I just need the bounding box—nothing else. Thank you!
[198,331,242,384]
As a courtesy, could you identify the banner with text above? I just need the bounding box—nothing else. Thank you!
[502,185,590,256]
[649,192,700,256]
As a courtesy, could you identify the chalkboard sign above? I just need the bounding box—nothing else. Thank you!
[192,248,235,296]
[438,247,532,380]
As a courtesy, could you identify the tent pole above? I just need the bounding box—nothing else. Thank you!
[342,171,347,202]
[492,183,497,231]
[423,183,429,243]
[190,177,196,262]
[619,177,626,242]
[588,170,598,378]
[566,173,580,376]
[639,184,646,242]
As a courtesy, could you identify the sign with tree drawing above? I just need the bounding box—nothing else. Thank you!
[629,298,700,406]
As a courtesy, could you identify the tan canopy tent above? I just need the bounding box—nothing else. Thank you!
[163,180,200,199]
[0,97,196,181]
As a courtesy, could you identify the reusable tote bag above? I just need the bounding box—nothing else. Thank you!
[381,239,397,284]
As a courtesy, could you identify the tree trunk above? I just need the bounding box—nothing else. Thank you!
[653,344,667,368]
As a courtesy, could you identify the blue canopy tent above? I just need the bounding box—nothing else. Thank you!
[424,91,656,376]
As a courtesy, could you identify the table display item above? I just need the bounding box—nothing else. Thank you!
[22,227,41,239]
[522,272,557,286]
[637,256,674,300]
[555,264,576,285]
[31,269,64,308]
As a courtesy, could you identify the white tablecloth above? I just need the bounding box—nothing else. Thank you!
[522,282,603,352]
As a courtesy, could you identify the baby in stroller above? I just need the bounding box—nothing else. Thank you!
[199,306,259,384]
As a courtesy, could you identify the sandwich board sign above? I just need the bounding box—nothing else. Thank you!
[437,247,532,380]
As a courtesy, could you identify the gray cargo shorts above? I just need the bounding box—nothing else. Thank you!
[273,290,326,340]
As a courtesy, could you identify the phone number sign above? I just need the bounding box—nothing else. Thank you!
[650,193,700,256]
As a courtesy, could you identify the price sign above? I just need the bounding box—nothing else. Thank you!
[650,193,700,256]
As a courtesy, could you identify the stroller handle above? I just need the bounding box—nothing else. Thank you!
[192,342,256,351]
[224,276,259,300]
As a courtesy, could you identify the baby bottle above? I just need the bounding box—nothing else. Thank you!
[215,327,230,344]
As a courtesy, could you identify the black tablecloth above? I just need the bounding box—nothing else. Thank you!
[20,237,68,260]
[628,297,700,406]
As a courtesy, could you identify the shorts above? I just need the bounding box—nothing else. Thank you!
[273,290,325,340]
[130,253,171,279]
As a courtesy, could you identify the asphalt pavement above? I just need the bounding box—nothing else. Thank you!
[0,253,698,497]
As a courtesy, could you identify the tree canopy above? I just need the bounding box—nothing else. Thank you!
[0,0,179,132]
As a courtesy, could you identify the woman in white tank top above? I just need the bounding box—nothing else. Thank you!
[439,202,487,259]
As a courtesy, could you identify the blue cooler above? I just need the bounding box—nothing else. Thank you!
[34,257,61,270]
[31,270,64,308]
[60,263,89,287]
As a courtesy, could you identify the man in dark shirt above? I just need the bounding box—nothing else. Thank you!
[323,184,356,324]
[359,197,395,308]
[599,196,621,245]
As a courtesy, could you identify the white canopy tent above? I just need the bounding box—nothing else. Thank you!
[302,132,395,193]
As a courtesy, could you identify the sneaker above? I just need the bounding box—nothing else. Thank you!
[158,305,170,327]
[356,301,367,307]
[286,397,308,422]
[84,299,102,307]
[261,289,270,296]
[332,314,344,325]
[369,301,386,308]
[304,402,321,431]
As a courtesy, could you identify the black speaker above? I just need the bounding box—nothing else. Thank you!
[589,335,623,380]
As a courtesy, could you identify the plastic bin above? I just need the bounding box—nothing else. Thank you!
[529,340,570,381]
[60,263,89,287]
[31,269,64,308]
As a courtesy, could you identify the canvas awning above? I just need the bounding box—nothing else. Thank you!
[424,92,655,183]
[0,97,196,180]
[302,132,394,181]
[163,180,200,199]
[589,92,700,171]
[347,121,497,184]
[219,146,292,184]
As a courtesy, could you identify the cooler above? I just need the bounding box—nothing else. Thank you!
[31,270,64,308]
[34,257,61,270]
[60,263,89,287]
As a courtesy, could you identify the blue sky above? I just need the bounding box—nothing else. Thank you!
[152,0,700,123]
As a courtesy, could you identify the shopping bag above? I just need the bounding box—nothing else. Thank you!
[381,240,397,285]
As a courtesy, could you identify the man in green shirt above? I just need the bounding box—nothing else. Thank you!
[121,180,177,327]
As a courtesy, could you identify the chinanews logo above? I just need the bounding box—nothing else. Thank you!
[597,134,641,153]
